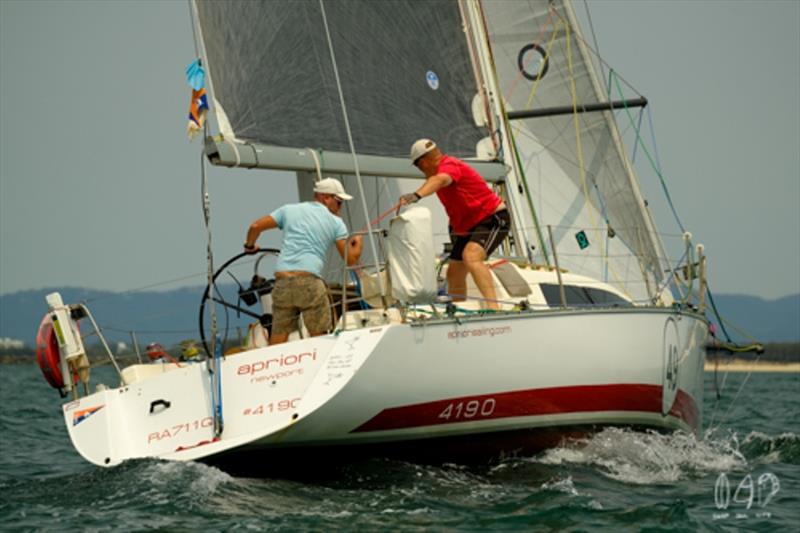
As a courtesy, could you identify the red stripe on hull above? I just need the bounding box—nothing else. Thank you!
[352,384,699,433]
[669,389,699,431]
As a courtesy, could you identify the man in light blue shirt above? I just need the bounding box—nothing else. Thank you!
[244,178,363,345]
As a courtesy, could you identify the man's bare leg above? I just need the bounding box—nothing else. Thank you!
[462,242,499,310]
[447,260,468,301]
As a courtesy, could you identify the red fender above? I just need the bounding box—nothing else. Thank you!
[35,314,77,390]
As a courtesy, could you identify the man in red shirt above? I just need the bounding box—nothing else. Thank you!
[398,139,510,310]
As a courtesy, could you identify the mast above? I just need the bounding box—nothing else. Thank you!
[460,0,532,262]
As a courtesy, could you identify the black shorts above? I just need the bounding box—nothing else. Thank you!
[450,209,511,261]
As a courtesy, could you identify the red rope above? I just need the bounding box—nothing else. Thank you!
[351,201,403,277]
[357,202,403,234]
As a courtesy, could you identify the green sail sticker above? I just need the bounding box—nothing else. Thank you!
[575,230,590,250]
[52,317,66,345]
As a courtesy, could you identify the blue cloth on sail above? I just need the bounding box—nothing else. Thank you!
[270,202,348,277]
[185,59,205,91]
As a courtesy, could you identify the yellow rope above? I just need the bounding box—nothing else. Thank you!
[523,19,563,110]
[717,314,762,344]
[512,15,562,158]
[563,21,631,298]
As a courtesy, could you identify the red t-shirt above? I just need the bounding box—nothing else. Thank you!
[435,155,502,234]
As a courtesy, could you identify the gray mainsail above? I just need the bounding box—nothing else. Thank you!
[194,0,487,161]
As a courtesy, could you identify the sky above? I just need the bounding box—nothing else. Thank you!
[1,0,798,301]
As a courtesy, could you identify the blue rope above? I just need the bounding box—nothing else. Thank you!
[608,71,687,235]
[645,105,685,233]
[349,271,369,309]
[589,178,612,282]
[212,334,224,435]
[705,283,734,343]
[631,107,645,164]
[653,247,688,302]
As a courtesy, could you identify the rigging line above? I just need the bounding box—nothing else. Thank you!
[705,357,729,434]
[592,178,612,282]
[564,22,629,297]
[505,107,650,267]
[503,6,557,104]
[187,0,200,58]
[508,16,564,198]
[599,77,670,291]
[610,72,686,234]
[101,326,198,335]
[646,104,683,233]
[509,133,550,265]
[653,247,689,301]
[562,16,643,99]
[712,356,761,433]
[199,123,222,436]
[523,17,563,111]
[581,0,606,85]
[631,106,645,164]
[706,292,758,344]
[82,272,209,304]
[359,203,402,233]
[201,129,218,357]
[706,281,733,342]
[318,0,385,301]
[645,104,665,174]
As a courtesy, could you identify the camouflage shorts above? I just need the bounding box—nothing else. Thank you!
[271,275,332,335]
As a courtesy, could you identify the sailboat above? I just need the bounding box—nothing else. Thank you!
[36,0,709,473]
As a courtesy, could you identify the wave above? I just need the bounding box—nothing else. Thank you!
[739,431,800,465]
[527,427,799,485]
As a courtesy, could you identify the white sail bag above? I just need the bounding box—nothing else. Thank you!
[386,206,437,304]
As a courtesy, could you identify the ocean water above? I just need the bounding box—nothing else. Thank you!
[1,364,797,531]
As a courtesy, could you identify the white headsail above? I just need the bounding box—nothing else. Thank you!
[481,0,668,302]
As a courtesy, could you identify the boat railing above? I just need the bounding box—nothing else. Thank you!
[330,224,710,328]
[338,227,394,329]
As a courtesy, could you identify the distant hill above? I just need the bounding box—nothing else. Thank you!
[706,293,799,344]
[1,287,798,348]
[0,285,254,350]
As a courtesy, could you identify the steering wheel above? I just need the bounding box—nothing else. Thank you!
[198,248,280,357]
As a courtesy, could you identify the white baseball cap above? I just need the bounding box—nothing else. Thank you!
[410,138,437,163]
[313,177,353,200]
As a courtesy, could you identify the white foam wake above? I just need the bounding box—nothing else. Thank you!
[530,428,748,485]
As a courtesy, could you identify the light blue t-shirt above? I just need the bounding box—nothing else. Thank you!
[271,202,348,277]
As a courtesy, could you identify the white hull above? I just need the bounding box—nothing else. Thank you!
[63,308,706,470]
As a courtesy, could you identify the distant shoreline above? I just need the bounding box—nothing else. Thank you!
[705,359,800,373]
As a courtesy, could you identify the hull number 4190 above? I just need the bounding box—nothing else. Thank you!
[438,398,496,421]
